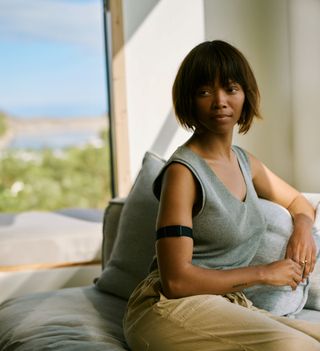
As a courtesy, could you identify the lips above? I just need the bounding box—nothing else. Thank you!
[213,113,232,119]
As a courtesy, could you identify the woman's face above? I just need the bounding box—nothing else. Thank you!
[194,80,245,134]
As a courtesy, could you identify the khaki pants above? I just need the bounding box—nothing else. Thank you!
[123,270,320,351]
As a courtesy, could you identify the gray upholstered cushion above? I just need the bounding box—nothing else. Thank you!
[306,259,320,311]
[101,198,126,269]
[95,152,165,299]
[295,308,320,323]
[0,286,128,351]
[244,199,319,316]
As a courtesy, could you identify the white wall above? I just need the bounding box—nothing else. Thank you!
[204,0,293,183]
[289,0,320,192]
[203,0,320,192]
[121,0,320,191]
[122,0,204,179]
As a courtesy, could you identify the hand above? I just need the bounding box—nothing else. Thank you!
[263,259,303,290]
[285,228,317,280]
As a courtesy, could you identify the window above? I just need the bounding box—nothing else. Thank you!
[0,0,111,212]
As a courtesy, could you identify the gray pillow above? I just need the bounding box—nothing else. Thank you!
[95,152,165,300]
[305,202,320,310]
[244,199,319,316]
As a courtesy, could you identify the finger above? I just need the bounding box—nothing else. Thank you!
[305,256,316,277]
[297,254,306,267]
[288,259,302,279]
[292,251,301,265]
[295,254,307,279]
[290,278,299,290]
[301,247,317,278]
[293,267,303,281]
[302,252,313,278]
[293,271,304,287]
[303,261,310,279]
[291,263,303,283]
[292,259,303,273]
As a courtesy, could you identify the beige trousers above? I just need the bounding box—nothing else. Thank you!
[123,270,320,351]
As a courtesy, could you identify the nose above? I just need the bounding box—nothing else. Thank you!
[212,89,227,109]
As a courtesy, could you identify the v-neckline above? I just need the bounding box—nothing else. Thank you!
[182,145,248,204]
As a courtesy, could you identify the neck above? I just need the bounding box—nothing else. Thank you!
[186,131,234,161]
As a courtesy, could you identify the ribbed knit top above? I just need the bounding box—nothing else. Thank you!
[153,144,267,270]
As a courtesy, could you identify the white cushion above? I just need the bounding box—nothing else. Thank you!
[0,211,102,266]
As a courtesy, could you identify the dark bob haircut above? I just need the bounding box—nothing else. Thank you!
[172,40,262,134]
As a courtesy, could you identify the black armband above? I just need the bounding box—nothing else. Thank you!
[156,225,193,240]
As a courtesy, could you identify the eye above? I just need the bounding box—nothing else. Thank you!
[197,87,212,96]
[226,83,241,94]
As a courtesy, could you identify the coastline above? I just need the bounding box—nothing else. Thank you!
[0,115,108,151]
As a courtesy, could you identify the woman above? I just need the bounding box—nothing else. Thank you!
[123,40,320,350]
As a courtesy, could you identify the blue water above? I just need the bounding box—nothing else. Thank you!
[9,131,101,150]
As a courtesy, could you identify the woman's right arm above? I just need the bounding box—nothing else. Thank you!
[156,163,304,299]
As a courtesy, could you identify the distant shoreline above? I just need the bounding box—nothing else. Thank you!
[0,115,109,151]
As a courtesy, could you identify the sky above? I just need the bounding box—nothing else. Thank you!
[0,0,108,119]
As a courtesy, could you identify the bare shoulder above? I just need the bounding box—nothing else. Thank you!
[243,150,263,179]
[161,162,197,202]
[157,162,198,228]
[163,162,195,184]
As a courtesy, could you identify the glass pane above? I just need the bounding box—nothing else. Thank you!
[0,0,110,212]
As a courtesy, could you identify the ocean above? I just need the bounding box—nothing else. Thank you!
[8,130,103,150]
[1,115,108,151]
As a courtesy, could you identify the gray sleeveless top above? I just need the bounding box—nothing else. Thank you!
[153,144,267,270]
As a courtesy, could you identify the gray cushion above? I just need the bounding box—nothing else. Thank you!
[0,286,128,351]
[101,198,126,269]
[295,308,320,323]
[95,152,165,299]
[306,260,320,310]
[244,199,319,316]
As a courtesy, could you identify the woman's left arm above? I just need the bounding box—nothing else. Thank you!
[248,152,317,279]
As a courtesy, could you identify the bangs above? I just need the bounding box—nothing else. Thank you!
[189,41,248,91]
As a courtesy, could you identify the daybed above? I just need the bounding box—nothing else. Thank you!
[0,152,319,350]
